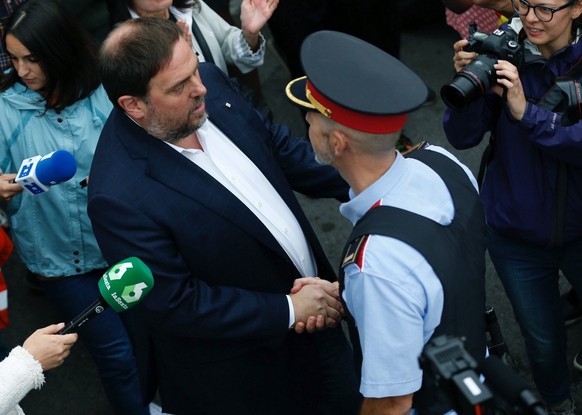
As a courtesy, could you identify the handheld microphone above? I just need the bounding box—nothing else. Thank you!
[480,355,547,415]
[58,257,154,335]
[14,150,77,195]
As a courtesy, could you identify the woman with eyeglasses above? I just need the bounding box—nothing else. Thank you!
[443,1,582,414]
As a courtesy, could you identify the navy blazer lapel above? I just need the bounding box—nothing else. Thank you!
[201,65,308,226]
[200,64,289,187]
[114,109,289,260]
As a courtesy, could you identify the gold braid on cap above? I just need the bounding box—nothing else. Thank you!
[306,85,332,118]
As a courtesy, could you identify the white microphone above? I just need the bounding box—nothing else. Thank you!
[14,150,77,195]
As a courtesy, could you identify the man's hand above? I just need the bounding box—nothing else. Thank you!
[289,277,344,334]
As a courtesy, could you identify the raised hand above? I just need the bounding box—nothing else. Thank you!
[240,0,279,50]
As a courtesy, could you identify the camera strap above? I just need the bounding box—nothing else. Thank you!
[536,56,582,115]
[477,57,582,189]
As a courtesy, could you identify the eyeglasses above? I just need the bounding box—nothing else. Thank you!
[512,0,575,21]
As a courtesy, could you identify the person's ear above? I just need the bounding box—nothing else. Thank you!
[329,128,349,156]
[117,95,147,121]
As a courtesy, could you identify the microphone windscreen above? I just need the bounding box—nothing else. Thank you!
[480,355,527,405]
[35,150,77,185]
[98,257,154,312]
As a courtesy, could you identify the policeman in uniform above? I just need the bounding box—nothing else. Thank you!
[286,31,487,415]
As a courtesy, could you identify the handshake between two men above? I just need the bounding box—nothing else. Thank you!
[288,277,344,334]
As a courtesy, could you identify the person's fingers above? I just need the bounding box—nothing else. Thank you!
[325,316,339,328]
[293,321,306,334]
[304,316,317,333]
[315,315,325,331]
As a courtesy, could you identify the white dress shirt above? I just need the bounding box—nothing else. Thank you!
[166,120,317,327]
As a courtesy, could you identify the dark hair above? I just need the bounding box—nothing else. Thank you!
[0,0,101,112]
[109,0,200,26]
[100,17,183,109]
[574,8,582,40]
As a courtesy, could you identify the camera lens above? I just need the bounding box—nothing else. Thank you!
[441,55,497,111]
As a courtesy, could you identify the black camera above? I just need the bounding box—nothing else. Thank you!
[441,24,525,111]
[420,335,547,415]
[419,335,493,415]
[552,77,582,126]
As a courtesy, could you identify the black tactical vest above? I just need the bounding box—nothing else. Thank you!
[339,148,487,415]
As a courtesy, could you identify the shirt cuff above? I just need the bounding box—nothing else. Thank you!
[235,31,266,64]
[286,294,295,329]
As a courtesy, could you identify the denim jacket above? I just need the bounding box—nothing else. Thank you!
[0,82,112,276]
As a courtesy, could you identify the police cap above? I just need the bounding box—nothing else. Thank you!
[286,30,428,134]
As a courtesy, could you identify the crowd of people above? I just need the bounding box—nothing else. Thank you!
[0,0,582,415]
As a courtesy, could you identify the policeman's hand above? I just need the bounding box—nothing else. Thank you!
[289,283,343,334]
[452,39,477,73]
[290,277,340,299]
[0,173,23,203]
[290,277,343,333]
[22,323,78,371]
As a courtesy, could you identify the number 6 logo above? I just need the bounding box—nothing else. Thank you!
[121,283,149,303]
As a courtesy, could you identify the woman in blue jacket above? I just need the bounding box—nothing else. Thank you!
[0,1,148,413]
[443,1,582,413]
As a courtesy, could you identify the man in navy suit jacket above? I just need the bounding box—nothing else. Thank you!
[88,17,361,415]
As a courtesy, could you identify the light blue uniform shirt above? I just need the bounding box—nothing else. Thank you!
[0,82,112,277]
[340,146,477,398]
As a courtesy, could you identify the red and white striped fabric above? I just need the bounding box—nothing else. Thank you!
[446,5,508,38]
[0,227,14,330]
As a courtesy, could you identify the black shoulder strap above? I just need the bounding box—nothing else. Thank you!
[340,149,475,269]
[476,133,495,190]
[167,12,215,65]
[337,149,483,390]
[191,17,215,65]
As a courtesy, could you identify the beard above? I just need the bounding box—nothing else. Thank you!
[144,96,208,143]
[314,139,334,166]
[314,151,334,165]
